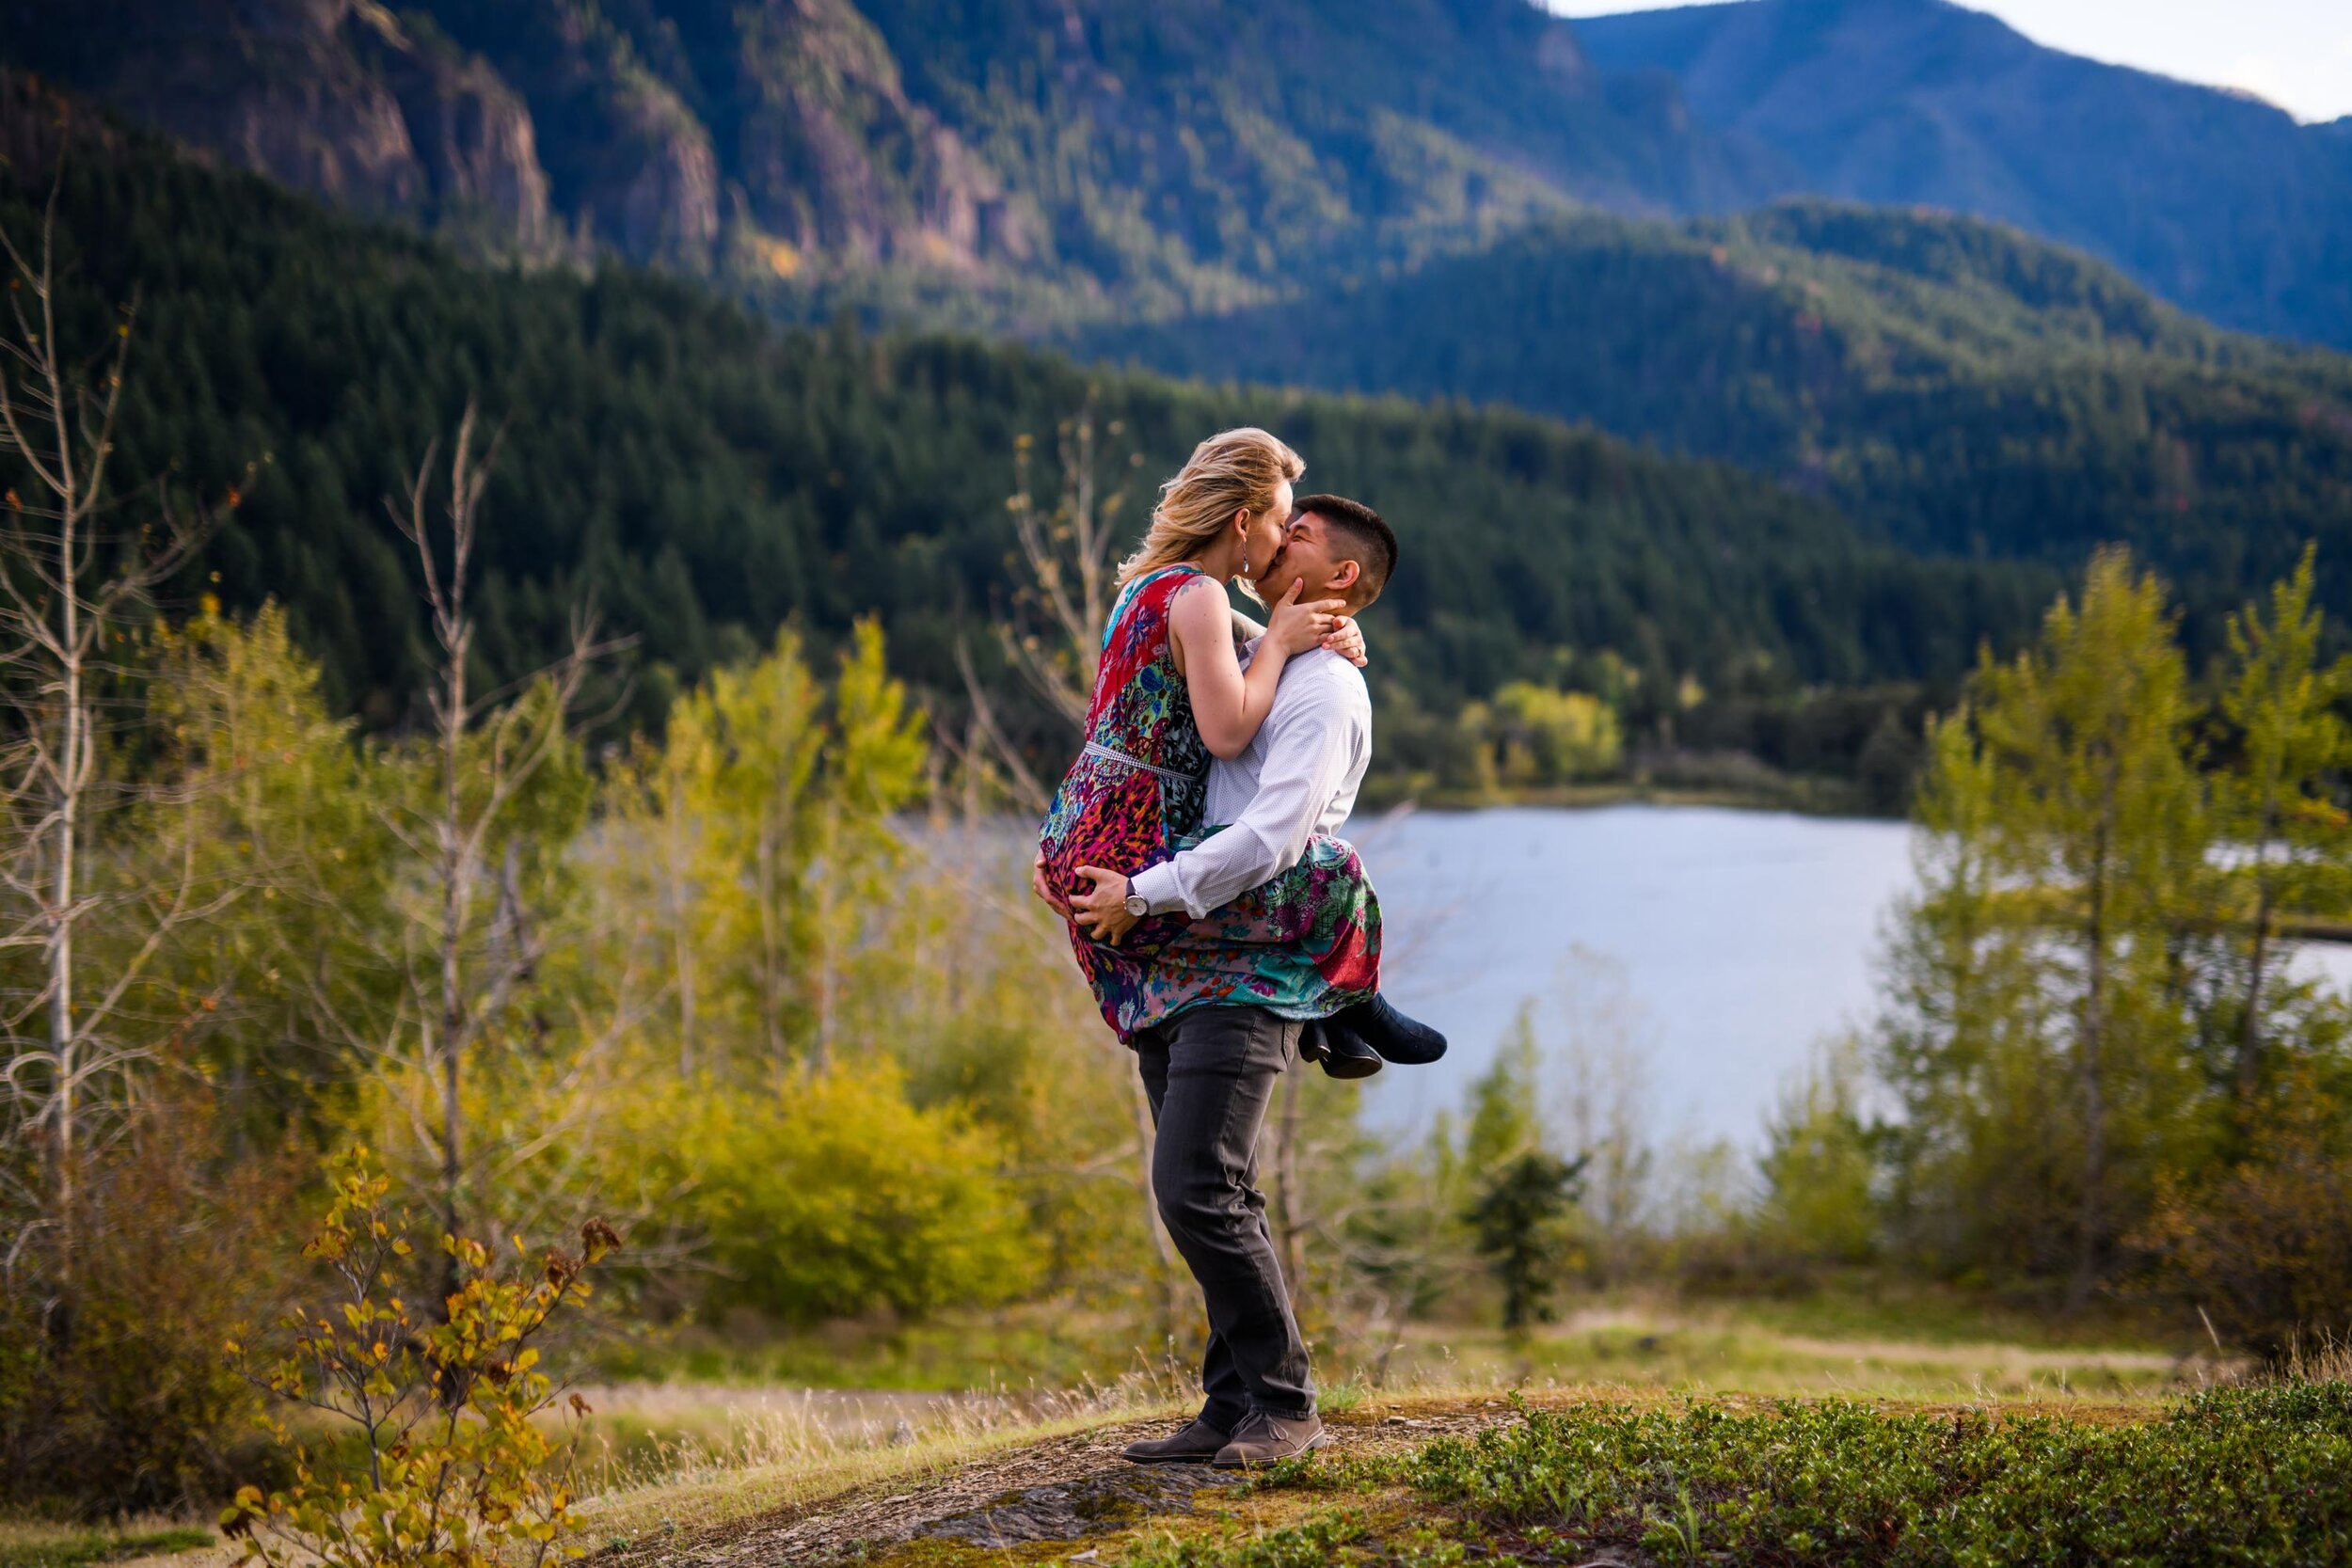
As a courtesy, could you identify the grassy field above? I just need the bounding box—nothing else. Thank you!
[0,1286,2252,1568]
[594,1275,2193,1387]
[584,1278,2211,1421]
[0,1525,213,1568]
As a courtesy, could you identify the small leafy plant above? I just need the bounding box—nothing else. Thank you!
[222,1148,618,1568]
[1397,1388,2352,1565]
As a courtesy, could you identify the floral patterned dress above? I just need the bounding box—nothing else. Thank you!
[1040,564,1382,1041]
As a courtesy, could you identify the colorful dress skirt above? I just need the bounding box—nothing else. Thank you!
[1039,563,1382,1042]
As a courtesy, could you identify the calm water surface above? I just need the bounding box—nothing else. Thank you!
[1345,805,1909,1148]
[1343,804,2352,1149]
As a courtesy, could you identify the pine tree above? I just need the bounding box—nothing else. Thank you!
[1878,549,2212,1296]
[2216,544,2352,1101]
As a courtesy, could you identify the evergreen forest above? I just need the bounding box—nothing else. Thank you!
[1088,202,2352,655]
[0,87,2055,796]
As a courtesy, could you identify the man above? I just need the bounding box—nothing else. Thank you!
[1031,494,1410,1470]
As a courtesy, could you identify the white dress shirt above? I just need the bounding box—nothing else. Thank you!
[1126,646,1373,920]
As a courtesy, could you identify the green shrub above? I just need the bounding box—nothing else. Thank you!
[2137,1063,2352,1358]
[1756,1041,1881,1266]
[650,1059,1037,1322]
[0,1098,288,1513]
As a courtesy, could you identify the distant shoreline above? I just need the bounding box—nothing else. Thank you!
[1355,778,1896,821]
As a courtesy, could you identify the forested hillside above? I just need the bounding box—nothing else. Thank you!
[0,0,1779,322]
[13,0,2349,594]
[1088,201,2352,647]
[0,78,2037,749]
[1575,0,2352,347]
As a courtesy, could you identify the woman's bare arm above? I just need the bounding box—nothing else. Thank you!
[1233,606,1365,666]
[1169,578,1341,759]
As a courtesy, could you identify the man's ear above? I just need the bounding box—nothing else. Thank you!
[1326,558,1361,598]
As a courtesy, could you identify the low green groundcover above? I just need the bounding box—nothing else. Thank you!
[0,1529,213,1568]
[1133,1384,2352,1566]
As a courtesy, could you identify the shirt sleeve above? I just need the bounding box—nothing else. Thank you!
[1127,660,1364,920]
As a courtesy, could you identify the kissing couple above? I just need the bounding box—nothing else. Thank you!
[1029,427,1446,1470]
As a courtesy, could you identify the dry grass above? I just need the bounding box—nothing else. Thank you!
[1364,1301,2233,1404]
[2276,1329,2352,1384]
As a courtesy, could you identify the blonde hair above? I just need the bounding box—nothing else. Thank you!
[1117,427,1304,586]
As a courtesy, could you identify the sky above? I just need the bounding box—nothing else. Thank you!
[1543,0,2352,124]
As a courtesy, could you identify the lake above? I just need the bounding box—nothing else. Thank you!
[1343,804,2352,1151]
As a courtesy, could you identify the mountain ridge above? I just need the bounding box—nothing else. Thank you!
[1572,0,2352,346]
[1080,197,2352,638]
[8,0,2344,346]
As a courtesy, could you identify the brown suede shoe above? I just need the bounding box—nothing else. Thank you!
[1120,1418,1231,1465]
[1211,1409,1328,1469]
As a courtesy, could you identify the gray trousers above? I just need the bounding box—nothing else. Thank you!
[1133,1006,1316,1426]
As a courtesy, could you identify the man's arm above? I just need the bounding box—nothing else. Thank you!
[1127,662,1365,921]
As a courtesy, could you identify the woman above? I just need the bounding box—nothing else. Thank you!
[1037,428,1441,1067]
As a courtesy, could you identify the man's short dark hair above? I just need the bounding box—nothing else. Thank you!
[1294,493,1397,606]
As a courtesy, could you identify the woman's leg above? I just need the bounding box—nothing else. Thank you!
[1043,759,1184,1037]
[1133,834,1448,1066]
[1129,834,1381,1031]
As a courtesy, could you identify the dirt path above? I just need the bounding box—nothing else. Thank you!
[602,1401,1520,1568]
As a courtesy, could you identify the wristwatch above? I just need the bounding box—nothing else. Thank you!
[1122,878,1150,919]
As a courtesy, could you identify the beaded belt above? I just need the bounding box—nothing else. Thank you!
[1082,740,1207,786]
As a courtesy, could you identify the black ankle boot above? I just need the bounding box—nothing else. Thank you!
[1335,995,1448,1064]
[1307,1019,1383,1079]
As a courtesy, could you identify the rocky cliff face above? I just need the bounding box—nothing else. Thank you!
[0,0,557,254]
[137,0,429,215]
[0,0,708,262]
[0,0,1758,302]
[0,0,1033,278]
[441,2,722,269]
[730,0,1022,268]
[363,15,556,254]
